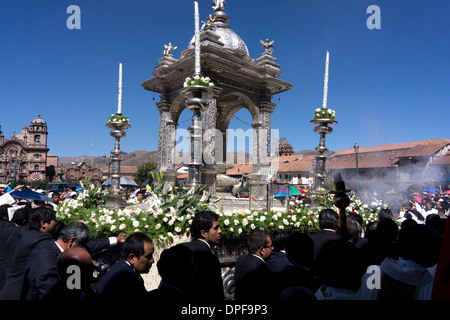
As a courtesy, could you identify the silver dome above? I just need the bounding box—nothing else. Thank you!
[188,10,249,56]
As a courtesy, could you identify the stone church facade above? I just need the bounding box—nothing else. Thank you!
[0,115,56,184]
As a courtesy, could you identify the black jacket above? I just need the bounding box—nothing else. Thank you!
[181,239,224,301]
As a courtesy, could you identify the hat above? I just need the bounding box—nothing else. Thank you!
[0,184,7,189]
[69,191,77,197]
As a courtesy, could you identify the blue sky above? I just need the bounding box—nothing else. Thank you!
[1,0,449,158]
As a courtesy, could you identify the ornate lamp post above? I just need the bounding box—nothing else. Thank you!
[354,143,360,194]
[105,62,130,207]
[311,51,337,191]
[102,154,112,179]
[179,1,215,188]
[10,160,17,189]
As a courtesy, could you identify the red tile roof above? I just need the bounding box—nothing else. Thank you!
[328,139,450,169]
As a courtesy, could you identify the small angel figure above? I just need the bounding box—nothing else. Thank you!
[163,43,177,57]
[260,38,275,55]
[201,14,216,30]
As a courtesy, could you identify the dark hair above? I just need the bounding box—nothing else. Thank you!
[398,224,440,268]
[190,211,219,239]
[378,208,394,221]
[346,220,361,241]
[28,206,56,231]
[285,232,314,267]
[11,207,30,226]
[247,230,270,254]
[59,222,91,247]
[347,212,363,226]
[377,218,399,242]
[0,204,12,220]
[315,240,363,292]
[318,209,339,230]
[157,244,194,291]
[270,229,288,252]
[121,232,152,259]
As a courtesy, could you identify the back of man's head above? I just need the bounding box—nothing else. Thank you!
[285,232,314,267]
[270,229,288,252]
[318,209,339,230]
[0,204,12,221]
[346,220,361,242]
[398,224,440,268]
[57,246,94,290]
[247,230,270,254]
[11,207,30,226]
[121,232,153,259]
[378,208,394,221]
[190,211,219,239]
[28,206,56,231]
[157,244,194,291]
[59,222,91,247]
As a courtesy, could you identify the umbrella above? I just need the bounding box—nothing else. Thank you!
[443,190,450,195]
[423,187,440,192]
[292,186,307,194]
[102,177,138,187]
[9,190,52,202]
[274,191,287,198]
[274,186,302,197]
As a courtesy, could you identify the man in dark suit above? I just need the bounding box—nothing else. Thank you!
[0,207,29,254]
[93,232,154,300]
[181,211,224,301]
[234,230,275,301]
[42,246,95,301]
[146,243,194,302]
[21,221,92,300]
[310,208,341,263]
[0,206,56,299]
[266,229,289,273]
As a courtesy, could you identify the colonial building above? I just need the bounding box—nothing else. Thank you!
[63,159,103,186]
[0,115,54,184]
[327,138,450,192]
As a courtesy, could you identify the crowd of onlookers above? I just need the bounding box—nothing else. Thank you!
[0,181,449,304]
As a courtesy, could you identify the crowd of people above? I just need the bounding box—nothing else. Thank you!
[0,202,448,303]
[0,180,449,305]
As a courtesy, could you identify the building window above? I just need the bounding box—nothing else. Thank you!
[35,135,40,143]
[34,165,39,171]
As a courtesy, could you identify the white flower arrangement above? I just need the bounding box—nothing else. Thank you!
[183,75,214,88]
[314,107,336,120]
[107,114,130,124]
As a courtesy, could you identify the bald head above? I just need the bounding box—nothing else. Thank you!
[58,246,94,290]
[59,246,93,267]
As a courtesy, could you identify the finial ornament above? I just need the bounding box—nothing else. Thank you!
[212,0,226,11]
[163,43,177,57]
[260,38,275,55]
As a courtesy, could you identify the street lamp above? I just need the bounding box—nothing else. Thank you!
[10,160,17,189]
[353,143,359,194]
[102,154,112,179]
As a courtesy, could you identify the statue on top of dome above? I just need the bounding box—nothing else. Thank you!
[212,0,226,11]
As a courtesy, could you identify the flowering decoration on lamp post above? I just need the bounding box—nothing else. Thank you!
[179,2,215,188]
[311,51,337,191]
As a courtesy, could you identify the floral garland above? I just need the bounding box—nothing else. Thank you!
[183,75,214,88]
[107,114,130,124]
[56,178,382,244]
[314,107,336,120]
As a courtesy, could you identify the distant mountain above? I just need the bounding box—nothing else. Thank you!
[58,149,327,170]
[59,151,159,170]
